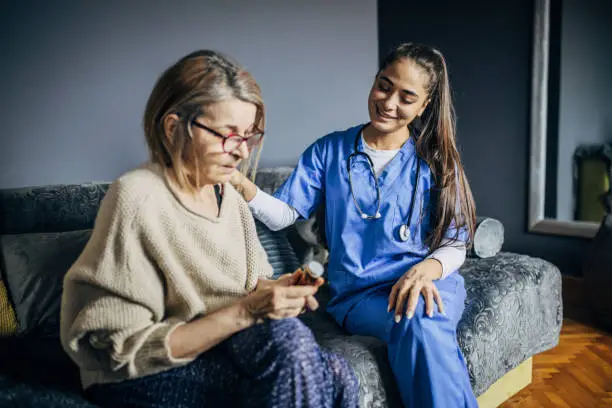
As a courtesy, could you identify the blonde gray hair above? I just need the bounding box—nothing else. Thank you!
[143,50,265,194]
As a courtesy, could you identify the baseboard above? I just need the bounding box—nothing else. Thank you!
[476,357,532,408]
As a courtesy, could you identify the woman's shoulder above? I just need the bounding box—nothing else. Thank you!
[104,162,168,214]
[224,182,250,215]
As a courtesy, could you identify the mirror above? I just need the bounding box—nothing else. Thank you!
[529,0,612,238]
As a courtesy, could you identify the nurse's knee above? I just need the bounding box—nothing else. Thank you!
[392,303,456,341]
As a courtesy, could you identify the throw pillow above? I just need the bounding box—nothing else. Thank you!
[0,229,92,336]
[0,277,17,337]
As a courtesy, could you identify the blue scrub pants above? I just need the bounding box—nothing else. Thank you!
[342,273,478,408]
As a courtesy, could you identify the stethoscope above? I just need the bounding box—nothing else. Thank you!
[346,130,421,242]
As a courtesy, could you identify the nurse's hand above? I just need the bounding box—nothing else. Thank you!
[387,259,445,322]
[229,170,257,202]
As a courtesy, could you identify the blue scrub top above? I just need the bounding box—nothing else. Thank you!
[274,124,466,327]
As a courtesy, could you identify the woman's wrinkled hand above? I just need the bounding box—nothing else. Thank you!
[387,259,445,322]
[241,273,320,322]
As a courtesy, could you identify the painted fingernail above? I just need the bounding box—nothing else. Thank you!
[387,305,391,313]
[395,315,401,323]
[407,311,413,319]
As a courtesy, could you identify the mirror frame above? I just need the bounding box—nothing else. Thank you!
[528,0,599,238]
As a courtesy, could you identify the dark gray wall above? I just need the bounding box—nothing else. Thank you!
[378,0,590,276]
[0,0,377,188]
[556,0,612,221]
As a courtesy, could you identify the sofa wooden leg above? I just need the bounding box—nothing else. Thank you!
[476,357,533,408]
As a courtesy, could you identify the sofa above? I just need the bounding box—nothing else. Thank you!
[0,167,563,408]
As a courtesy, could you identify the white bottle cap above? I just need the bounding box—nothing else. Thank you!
[306,261,324,278]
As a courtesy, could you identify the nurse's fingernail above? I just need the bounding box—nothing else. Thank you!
[407,311,413,319]
[394,315,401,323]
[387,305,391,313]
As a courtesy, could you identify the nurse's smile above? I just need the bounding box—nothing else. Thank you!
[375,104,398,121]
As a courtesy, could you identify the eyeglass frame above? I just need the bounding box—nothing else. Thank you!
[190,119,265,153]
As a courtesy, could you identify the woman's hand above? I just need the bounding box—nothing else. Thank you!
[290,270,325,312]
[240,273,320,321]
[387,259,445,322]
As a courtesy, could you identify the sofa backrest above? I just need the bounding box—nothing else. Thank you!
[0,183,110,235]
[0,183,110,337]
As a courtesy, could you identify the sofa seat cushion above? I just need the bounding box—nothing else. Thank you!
[299,299,402,408]
[0,335,94,407]
[0,375,95,408]
[299,252,562,407]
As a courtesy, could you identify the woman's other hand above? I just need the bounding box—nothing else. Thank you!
[241,274,320,321]
[387,259,445,322]
[289,270,324,312]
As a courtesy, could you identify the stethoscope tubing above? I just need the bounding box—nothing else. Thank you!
[346,127,421,241]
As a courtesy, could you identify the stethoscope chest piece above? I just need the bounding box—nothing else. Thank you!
[399,224,410,242]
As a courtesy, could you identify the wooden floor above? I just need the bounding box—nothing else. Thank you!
[500,319,612,407]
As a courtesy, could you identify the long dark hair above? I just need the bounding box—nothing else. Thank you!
[379,43,476,250]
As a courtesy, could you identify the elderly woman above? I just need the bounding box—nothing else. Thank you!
[60,50,359,408]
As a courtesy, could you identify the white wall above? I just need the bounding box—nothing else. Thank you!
[0,0,377,188]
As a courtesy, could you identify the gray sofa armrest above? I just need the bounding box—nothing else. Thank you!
[469,217,505,259]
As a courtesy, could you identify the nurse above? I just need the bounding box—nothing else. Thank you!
[232,42,478,407]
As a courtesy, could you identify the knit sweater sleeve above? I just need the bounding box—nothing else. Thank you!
[60,181,193,383]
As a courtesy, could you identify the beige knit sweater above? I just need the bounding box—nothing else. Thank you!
[60,163,273,389]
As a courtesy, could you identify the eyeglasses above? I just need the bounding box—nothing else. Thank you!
[191,120,264,153]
